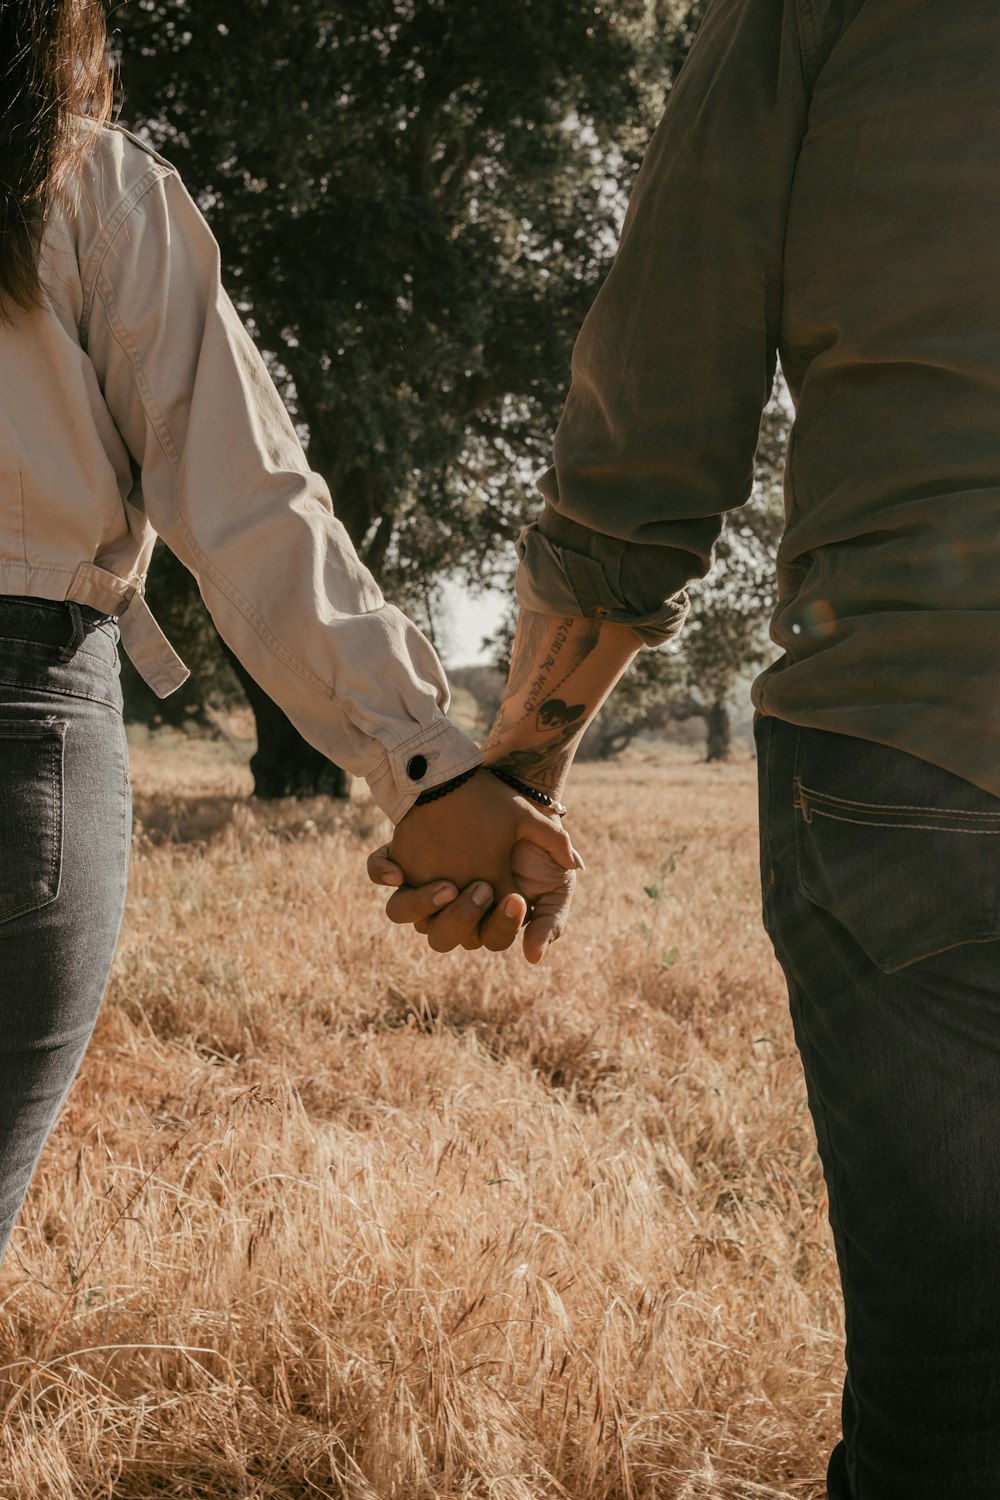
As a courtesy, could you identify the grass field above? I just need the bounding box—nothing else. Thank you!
[0,734,844,1499]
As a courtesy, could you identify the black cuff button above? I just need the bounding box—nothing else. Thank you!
[406,754,428,781]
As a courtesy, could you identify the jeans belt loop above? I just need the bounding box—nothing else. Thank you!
[58,601,86,663]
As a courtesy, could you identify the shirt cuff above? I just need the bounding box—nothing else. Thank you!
[514,515,690,646]
[365,716,485,824]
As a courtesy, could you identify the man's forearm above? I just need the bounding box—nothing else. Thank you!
[481,610,641,798]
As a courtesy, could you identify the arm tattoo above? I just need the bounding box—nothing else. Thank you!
[506,610,557,698]
[490,707,589,791]
[536,699,585,731]
[519,620,600,724]
[481,610,569,754]
[483,610,623,792]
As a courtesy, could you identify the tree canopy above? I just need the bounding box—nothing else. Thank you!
[116,0,683,603]
[114,0,784,777]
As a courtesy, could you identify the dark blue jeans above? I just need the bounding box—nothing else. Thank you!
[0,597,130,1261]
[757,714,1000,1498]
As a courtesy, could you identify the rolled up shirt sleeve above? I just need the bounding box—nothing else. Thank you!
[83,162,480,822]
[515,508,698,646]
[517,0,814,641]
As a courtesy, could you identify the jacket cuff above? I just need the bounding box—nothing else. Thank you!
[515,518,690,646]
[365,716,484,824]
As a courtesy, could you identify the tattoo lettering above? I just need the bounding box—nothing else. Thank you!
[483,610,619,792]
[513,617,602,733]
[506,611,558,698]
[522,618,575,716]
[482,612,575,753]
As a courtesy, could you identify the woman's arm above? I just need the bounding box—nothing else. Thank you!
[85,143,482,823]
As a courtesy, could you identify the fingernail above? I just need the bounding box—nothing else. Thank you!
[503,895,523,919]
[572,850,586,872]
[433,885,455,907]
[472,882,493,907]
[381,872,404,887]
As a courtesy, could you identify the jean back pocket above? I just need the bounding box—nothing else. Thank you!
[793,729,1000,972]
[0,718,65,924]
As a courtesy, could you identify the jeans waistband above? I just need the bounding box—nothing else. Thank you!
[0,595,114,644]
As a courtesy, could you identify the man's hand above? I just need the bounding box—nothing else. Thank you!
[366,855,532,953]
[367,610,637,964]
[368,768,581,963]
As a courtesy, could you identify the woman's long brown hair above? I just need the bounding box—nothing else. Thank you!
[0,0,113,316]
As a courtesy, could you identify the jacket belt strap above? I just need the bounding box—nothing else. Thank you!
[65,562,190,699]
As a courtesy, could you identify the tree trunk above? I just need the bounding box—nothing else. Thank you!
[580,722,639,761]
[221,645,349,800]
[206,447,385,802]
[212,448,384,801]
[704,701,731,762]
[121,654,215,733]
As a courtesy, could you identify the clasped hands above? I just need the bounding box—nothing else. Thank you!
[367,766,581,962]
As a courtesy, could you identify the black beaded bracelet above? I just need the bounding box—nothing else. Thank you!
[486,765,568,817]
[413,765,480,806]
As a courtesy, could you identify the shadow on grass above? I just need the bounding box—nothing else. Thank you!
[131,790,385,849]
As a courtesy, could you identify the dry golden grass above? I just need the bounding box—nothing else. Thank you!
[0,735,844,1500]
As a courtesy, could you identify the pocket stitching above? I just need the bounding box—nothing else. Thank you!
[796,778,1000,833]
[794,806,1000,969]
[0,674,119,711]
[803,807,1000,837]
[794,783,1000,970]
[0,721,63,923]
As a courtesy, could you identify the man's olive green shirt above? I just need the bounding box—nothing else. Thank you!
[516,0,1000,796]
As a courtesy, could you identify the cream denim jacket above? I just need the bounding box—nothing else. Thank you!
[0,122,481,821]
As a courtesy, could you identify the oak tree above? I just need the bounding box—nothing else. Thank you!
[115,0,691,792]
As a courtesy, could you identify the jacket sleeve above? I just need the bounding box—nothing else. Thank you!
[517,0,815,644]
[83,163,481,822]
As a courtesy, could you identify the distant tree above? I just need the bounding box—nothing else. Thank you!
[575,649,684,761]
[118,544,241,735]
[114,0,704,792]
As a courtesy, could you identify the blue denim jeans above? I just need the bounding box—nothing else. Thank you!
[0,596,130,1261]
[757,714,1000,1498]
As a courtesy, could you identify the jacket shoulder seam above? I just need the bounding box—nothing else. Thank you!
[79,165,173,345]
[107,123,178,172]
